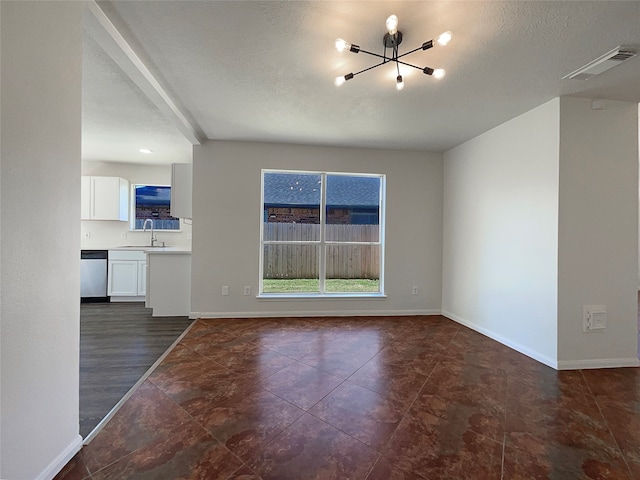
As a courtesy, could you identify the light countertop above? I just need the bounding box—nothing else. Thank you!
[86,246,191,255]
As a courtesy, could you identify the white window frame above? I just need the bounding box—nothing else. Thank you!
[130,184,181,232]
[259,169,386,298]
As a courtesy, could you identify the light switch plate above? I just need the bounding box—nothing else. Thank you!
[222,286,229,296]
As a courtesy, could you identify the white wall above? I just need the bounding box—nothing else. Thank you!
[192,141,443,317]
[443,99,560,367]
[1,2,83,478]
[557,97,639,368]
[81,161,192,249]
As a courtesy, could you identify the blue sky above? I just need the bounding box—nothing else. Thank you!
[135,185,171,207]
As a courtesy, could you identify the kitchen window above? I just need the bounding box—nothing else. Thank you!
[132,185,180,230]
[260,170,385,296]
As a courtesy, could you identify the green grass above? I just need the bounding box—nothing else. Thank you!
[262,278,380,293]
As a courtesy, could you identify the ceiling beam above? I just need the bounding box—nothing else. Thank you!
[85,1,205,145]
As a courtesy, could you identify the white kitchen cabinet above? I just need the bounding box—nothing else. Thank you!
[137,260,147,296]
[108,250,146,301]
[108,261,139,296]
[170,163,192,219]
[81,176,91,220]
[81,176,129,221]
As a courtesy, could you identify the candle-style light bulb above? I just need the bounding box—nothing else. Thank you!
[335,38,351,53]
[396,75,404,90]
[436,31,452,46]
[433,69,446,79]
[386,15,398,35]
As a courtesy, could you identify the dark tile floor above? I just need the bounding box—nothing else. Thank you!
[56,315,640,479]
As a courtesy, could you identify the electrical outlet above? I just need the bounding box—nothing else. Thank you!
[120,231,127,239]
[583,305,607,332]
[244,286,251,296]
[222,286,229,296]
[412,285,419,295]
[83,231,91,239]
[187,233,192,240]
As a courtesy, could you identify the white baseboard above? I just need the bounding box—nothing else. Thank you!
[557,357,640,370]
[442,310,640,371]
[36,434,83,480]
[190,309,441,319]
[110,296,145,302]
[441,310,558,369]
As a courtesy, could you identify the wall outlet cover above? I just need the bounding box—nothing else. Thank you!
[222,286,229,296]
[583,305,607,332]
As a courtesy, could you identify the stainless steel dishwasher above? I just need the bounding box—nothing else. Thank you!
[80,250,108,301]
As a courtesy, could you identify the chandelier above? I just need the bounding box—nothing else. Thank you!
[334,15,452,90]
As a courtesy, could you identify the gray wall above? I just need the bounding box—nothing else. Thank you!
[1,2,83,478]
[191,140,443,317]
[557,97,639,368]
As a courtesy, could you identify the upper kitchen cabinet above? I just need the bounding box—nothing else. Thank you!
[170,163,192,219]
[81,176,129,221]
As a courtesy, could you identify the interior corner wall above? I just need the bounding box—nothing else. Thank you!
[1,2,83,479]
[442,98,560,367]
[557,97,639,369]
[191,141,443,317]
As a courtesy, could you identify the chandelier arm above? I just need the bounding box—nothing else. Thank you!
[356,48,391,61]
[394,45,427,60]
[396,59,428,71]
[350,59,393,78]
[357,43,430,63]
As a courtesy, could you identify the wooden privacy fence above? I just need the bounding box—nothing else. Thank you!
[263,223,380,279]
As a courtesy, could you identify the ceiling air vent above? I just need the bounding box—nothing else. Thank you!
[563,46,637,80]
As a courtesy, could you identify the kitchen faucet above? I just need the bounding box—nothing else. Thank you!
[142,219,158,246]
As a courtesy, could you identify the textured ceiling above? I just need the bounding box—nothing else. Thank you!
[83,1,640,164]
[82,30,193,165]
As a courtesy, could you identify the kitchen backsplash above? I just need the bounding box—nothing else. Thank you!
[81,218,192,249]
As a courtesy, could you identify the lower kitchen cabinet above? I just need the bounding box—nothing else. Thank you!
[108,250,146,301]
[137,260,147,296]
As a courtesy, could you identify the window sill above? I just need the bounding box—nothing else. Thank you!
[130,230,182,233]
[256,293,387,300]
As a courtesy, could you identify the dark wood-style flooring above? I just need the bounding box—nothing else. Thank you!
[80,302,193,437]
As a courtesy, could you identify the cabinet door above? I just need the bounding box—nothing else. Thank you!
[137,260,147,296]
[92,176,121,220]
[108,260,138,296]
[171,163,192,219]
[81,176,91,220]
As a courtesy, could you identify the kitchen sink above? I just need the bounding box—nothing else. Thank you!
[118,245,171,249]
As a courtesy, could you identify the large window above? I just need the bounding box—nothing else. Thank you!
[260,170,385,295]
[132,185,180,230]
